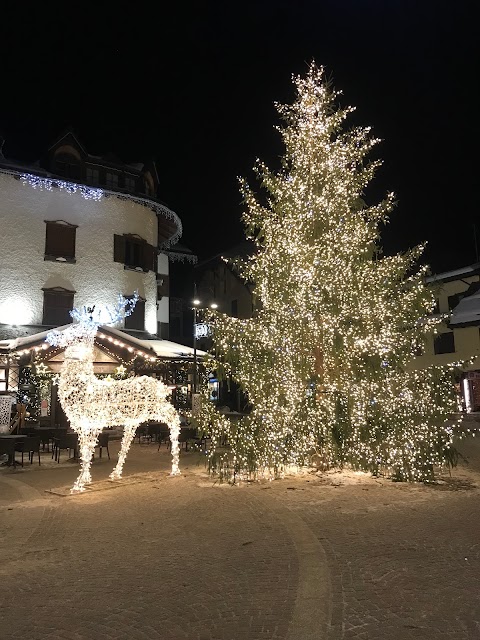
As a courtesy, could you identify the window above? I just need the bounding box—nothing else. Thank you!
[434,332,455,355]
[144,173,154,196]
[0,366,7,392]
[125,176,136,192]
[231,299,238,317]
[448,292,466,312]
[113,234,155,272]
[125,240,142,268]
[106,172,119,188]
[44,221,77,262]
[55,160,81,180]
[124,295,145,331]
[86,167,99,184]
[157,275,169,298]
[42,287,75,326]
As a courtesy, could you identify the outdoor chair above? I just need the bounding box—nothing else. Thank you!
[53,433,78,463]
[9,404,27,434]
[95,431,110,459]
[16,436,41,466]
[135,425,150,444]
[147,423,161,442]
[167,427,198,452]
[156,424,171,450]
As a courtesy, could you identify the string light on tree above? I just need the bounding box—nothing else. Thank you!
[198,63,464,483]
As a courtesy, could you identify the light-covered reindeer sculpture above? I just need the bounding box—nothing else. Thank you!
[46,293,181,493]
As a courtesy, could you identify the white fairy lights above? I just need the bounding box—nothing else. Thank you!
[46,295,181,493]
[20,173,104,201]
[198,64,464,484]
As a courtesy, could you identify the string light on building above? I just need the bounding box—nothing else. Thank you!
[20,173,104,201]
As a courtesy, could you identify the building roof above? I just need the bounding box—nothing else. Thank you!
[141,339,206,358]
[161,243,198,264]
[426,263,480,284]
[0,325,205,361]
[449,283,480,328]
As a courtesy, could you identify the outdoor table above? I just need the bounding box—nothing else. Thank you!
[0,434,27,467]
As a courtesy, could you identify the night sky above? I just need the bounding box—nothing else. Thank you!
[1,2,478,273]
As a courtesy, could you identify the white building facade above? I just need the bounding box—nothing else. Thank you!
[0,132,182,343]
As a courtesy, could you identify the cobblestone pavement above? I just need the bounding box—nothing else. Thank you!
[1,438,480,639]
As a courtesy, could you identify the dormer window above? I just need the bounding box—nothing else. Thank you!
[52,146,82,181]
[44,220,77,263]
[106,172,119,188]
[125,176,136,192]
[86,167,99,184]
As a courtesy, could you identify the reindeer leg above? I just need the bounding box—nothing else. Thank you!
[71,432,98,494]
[168,412,181,476]
[110,423,137,481]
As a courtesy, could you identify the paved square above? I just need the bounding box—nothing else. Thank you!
[1,438,479,639]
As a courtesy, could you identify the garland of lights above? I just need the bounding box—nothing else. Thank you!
[197,63,466,483]
[20,173,104,201]
[0,167,183,247]
[46,294,181,493]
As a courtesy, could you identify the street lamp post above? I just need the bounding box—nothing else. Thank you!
[192,298,200,394]
[192,296,217,396]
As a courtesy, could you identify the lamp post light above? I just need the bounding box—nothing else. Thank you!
[192,299,218,396]
[192,298,200,394]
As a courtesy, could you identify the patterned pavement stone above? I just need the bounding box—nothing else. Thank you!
[1,438,480,639]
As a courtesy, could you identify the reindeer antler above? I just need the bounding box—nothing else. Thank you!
[46,291,140,347]
[104,291,139,325]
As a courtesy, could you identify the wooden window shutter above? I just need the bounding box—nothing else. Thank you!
[114,234,126,264]
[42,288,75,326]
[124,296,145,331]
[143,243,155,272]
[157,275,169,298]
[45,222,76,259]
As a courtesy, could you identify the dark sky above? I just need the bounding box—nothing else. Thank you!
[1,1,478,273]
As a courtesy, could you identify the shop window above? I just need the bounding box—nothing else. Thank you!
[113,234,155,272]
[0,367,7,392]
[42,287,75,326]
[44,221,77,262]
[124,295,145,331]
[434,332,455,355]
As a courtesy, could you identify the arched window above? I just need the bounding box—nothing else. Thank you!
[52,145,82,181]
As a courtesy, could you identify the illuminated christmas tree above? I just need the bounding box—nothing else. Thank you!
[200,63,462,482]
